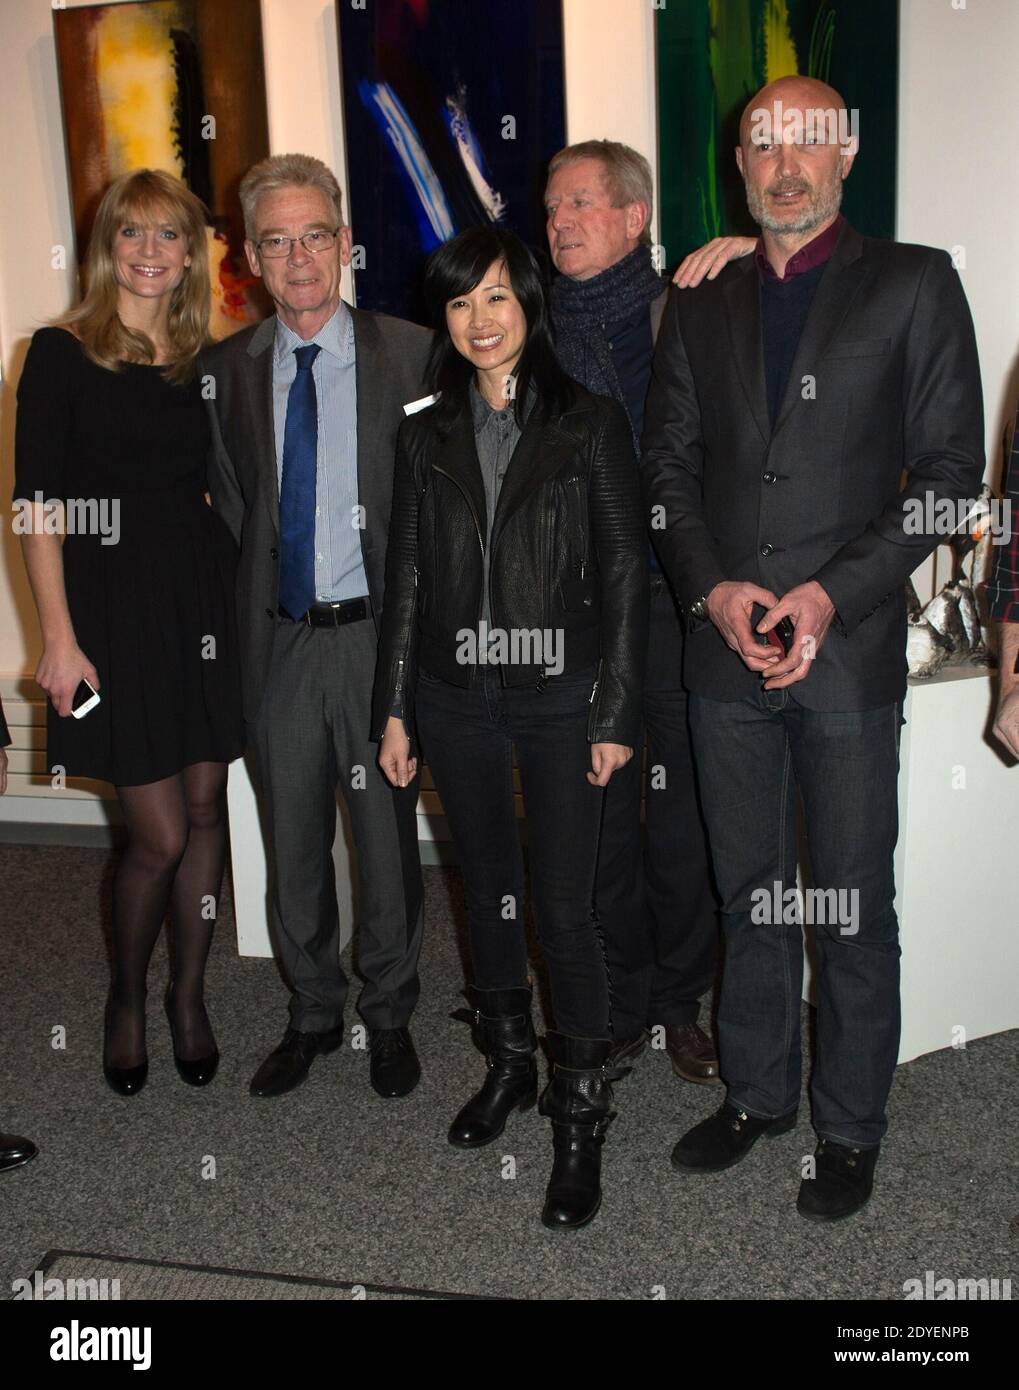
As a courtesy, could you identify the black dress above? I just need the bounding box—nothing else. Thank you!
[14,327,244,787]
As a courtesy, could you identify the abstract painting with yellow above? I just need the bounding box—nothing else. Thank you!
[54,0,270,338]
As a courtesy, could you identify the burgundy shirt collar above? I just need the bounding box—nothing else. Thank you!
[755,214,844,282]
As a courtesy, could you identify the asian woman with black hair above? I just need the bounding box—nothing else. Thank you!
[373,227,648,1228]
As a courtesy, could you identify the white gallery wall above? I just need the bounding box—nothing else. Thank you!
[1,0,1018,680]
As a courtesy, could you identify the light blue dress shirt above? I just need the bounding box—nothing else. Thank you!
[272,301,368,602]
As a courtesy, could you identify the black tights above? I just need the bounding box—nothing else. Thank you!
[105,761,229,1067]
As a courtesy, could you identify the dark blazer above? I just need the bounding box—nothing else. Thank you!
[371,384,649,748]
[641,221,985,710]
[202,307,432,724]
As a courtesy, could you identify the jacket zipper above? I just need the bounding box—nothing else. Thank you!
[536,503,555,691]
[571,474,587,577]
[587,657,604,741]
[391,562,418,715]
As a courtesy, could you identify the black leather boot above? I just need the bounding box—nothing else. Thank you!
[539,1032,628,1230]
[448,987,538,1148]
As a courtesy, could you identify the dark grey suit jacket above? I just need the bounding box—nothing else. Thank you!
[202,306,432,724]
[641,221,985,710]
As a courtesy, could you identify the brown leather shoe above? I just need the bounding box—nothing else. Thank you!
[663,1023,721,1084]
[607,1030,649,1068]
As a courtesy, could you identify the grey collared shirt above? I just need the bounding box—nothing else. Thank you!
[273,301,368,602]
[470,377,533,630]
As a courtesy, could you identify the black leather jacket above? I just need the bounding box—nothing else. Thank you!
[371,382,649,747]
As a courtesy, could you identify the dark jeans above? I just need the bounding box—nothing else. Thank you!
[688,687,903,1149]
[415,662,611,1037]
[595,579,719,1036]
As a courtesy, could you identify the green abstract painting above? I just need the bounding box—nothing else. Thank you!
[657,0,898,267]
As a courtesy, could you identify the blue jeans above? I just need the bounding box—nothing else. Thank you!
[688,688,903,1148]
[415,662,611,1037]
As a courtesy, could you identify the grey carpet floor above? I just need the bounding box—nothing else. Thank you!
[1,844,1017,1301]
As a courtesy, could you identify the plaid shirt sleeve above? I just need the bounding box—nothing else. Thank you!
[985,402,1019,623]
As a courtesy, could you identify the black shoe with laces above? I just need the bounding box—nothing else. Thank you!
[797,1138,880,1222]
[249,1025,344,1098]
[369,1027,420,1098]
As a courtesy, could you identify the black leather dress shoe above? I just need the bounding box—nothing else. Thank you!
[369,1027,420,1098]
[606,1031,649,1069]
[249,1025,343,1098]
[671,1100,797,1173]
[663,1023,721,1084]
[797,1138,879,1222]
[0,1132,38,1173]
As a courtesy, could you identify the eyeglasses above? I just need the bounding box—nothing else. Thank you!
[255,228,341,258]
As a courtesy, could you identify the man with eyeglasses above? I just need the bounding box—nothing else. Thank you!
[202,154,431,1101]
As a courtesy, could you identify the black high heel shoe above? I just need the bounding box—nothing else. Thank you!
[103,1001,148,1097]
[164,985,219,1087]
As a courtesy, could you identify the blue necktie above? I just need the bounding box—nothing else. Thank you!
[278,343,321,620]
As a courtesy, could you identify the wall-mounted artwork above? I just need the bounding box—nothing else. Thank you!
[53,0,271,338]
[337,0,566,322]
[657,0,898,269]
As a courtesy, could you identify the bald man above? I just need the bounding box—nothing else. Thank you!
[643,76,983,1220]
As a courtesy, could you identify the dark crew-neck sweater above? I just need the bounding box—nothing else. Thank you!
[760,260,827,430]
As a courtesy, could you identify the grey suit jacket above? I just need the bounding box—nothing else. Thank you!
[202,306,432,724]
[642,221,985,710]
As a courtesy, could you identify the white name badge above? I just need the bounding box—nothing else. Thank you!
[403,394,439,416]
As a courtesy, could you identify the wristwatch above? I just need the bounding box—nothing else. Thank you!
[689,593,710,622]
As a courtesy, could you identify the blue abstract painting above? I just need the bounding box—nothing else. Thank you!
[337,0,565,321]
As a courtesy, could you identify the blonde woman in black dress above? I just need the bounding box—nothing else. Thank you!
[15,170,244,1095]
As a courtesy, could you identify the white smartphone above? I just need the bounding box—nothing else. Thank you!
[71,678,101,719]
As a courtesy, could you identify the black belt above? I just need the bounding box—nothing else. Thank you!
[281,597,371,627]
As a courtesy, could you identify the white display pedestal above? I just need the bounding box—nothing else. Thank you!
[226,751,358,958]
[893,666,1018,1061]
[802,665,1018,1063]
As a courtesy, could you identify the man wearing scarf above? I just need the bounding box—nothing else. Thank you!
[545,140,752,1083]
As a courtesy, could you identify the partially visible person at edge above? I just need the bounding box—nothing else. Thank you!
[373,226,649,1230]
[0,693,39,1170]
[545,138,755,1083]
[988,401,1019,757]
[15,170,244,1099]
